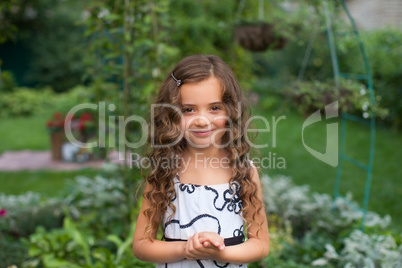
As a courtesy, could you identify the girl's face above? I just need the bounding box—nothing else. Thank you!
[180,76,228,149]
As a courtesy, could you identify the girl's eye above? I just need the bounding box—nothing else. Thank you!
[211,106,221,111]
[182,107,194,113]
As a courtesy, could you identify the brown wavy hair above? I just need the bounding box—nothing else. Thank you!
[142,54,262,239]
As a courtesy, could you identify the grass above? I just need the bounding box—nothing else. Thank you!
[0,115,51,153]
[252,106,402,232]
[0,169,100,197]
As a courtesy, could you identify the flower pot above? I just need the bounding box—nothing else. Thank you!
[50,131,65,160]
[234,23,288,51]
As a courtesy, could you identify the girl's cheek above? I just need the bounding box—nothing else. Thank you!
[214,118,228,128]
[181,117,188,129]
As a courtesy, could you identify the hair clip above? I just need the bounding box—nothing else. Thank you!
[171,73,182,87]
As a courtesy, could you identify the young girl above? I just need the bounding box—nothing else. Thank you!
[132,54,269,267]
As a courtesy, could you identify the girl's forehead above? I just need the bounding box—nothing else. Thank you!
[179,76,224,105]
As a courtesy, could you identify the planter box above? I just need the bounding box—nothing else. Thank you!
[50,132,65,160]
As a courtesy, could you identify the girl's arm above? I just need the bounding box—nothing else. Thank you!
[132,183,186,263]
[188,165,270,264]
[216,164,270,263]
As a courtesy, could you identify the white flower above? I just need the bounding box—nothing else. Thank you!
[363,112,369,119]
[152,67,160,78]
[360,88,367,95]
[324,244,339,259]
[82,10,90,20]
[311,258,328,266]
[362,102,369,111]
[98,9,110,19]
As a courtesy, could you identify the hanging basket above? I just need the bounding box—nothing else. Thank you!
[234,23,288,51]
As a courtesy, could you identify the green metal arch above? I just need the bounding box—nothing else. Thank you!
[324,0,376,230]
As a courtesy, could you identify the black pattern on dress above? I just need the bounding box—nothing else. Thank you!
[233,225,244,237]
[197,260,205,267]
[164,214,222,235]
[205,182,243,214]
[179,183,201,194]
[214,261,230,267]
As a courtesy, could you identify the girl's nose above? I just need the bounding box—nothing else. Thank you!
[193,115,210,127]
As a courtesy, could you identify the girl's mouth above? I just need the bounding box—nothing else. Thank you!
[191,129,214,136]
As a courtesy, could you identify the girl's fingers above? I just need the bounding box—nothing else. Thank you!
[197,232,225,250]
[185,236,198,260]
[185,232,225,261]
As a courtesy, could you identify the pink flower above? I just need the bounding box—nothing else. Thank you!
[0,209,6,217]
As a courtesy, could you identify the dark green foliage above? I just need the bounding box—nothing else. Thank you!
[0,0,87,92]
[0,70,17,92]
[0,0,25,44]
[25,1,87,92]
[338,28,402,128]
[0,236,28,267]
[169,0,255,88]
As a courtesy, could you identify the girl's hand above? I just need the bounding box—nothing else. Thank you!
[198,231,225,251]
[184,233,224,260]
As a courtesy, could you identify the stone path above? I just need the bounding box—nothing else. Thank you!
[0,150,131,171]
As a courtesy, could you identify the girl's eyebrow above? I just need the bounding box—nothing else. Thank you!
[181,101,223,106]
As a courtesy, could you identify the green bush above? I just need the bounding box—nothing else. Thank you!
[23,215,153,268]
[312,230,402,267]
[0,87,54,117]
[338,28,402,128]
[0,84,96,118]
[65,174,130,238]
[62,164,142,238]
[0,0,88,92]
[0,70,17,92]
[0,236,28,268]
[259,174,400,267]
[283,79,389,119]
[0,192,64,238]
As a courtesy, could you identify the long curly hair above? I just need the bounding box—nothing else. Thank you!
[142,54,262,239]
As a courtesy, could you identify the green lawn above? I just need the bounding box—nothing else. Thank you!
[252,107,402,232]
[0,169,100,197]
[0,115,51,153]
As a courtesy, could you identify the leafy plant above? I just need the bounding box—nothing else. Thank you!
[64,173,135,238]
[23,214,153,268]
[0,235,28,268]
[0,84,96,118]
[0,87,54,117]
[0,192,64,238]
[338,28,402,129]
[260,174,398,266]
[312,230,402,268]
[283,79,389,119]
[0,69,17,92]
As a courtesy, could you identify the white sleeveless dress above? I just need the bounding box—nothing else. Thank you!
[156,175,246,268]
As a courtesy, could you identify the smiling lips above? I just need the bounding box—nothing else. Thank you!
[191,129,214,136]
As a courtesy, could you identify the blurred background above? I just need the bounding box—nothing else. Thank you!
[0,0,401,267]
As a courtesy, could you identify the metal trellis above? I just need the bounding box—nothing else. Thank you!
[323,0,376,230]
